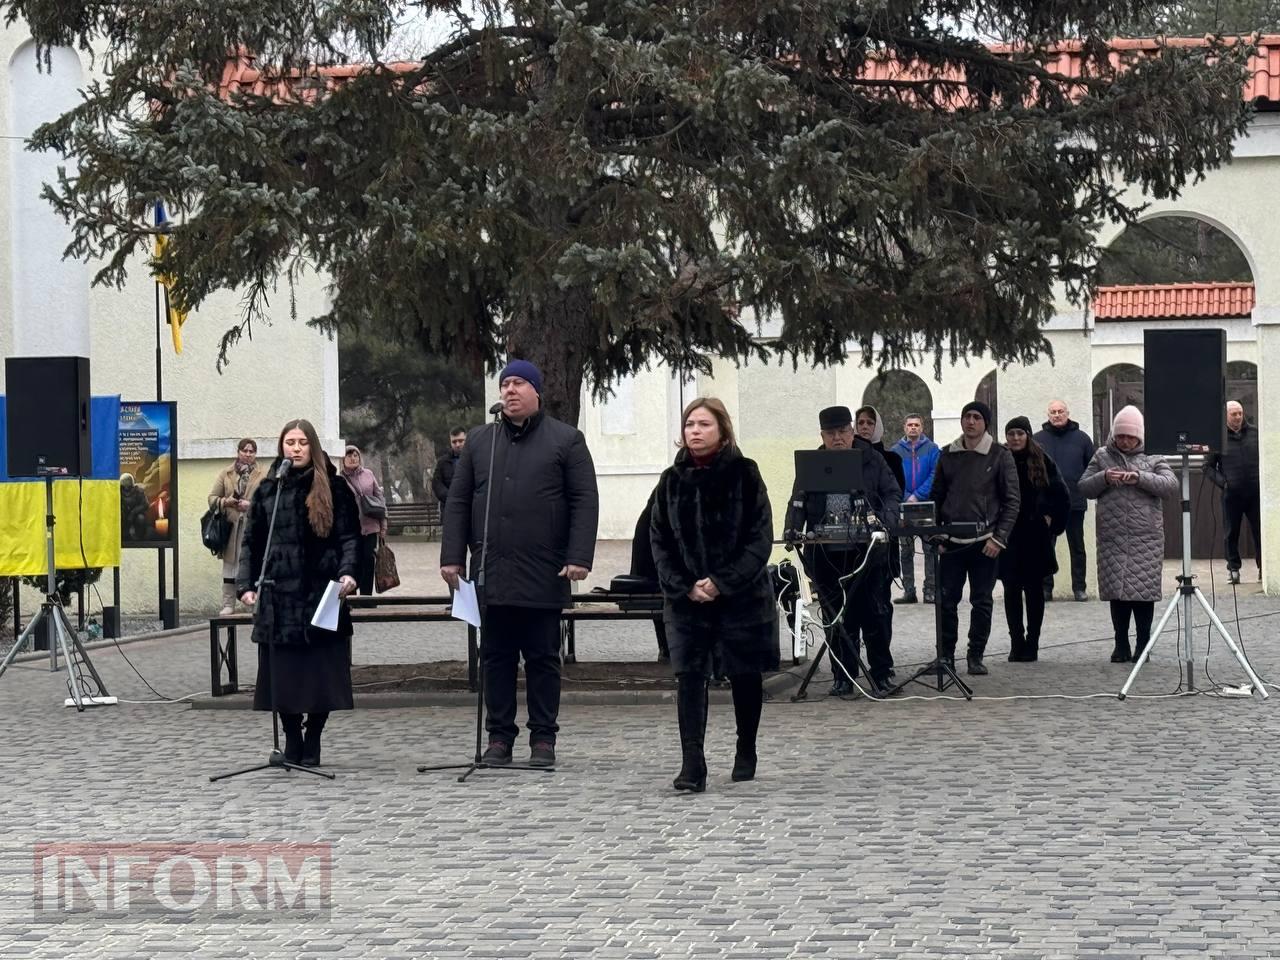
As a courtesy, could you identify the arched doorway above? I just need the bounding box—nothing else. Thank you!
[975,370,997,437]
[861,371,934,442]
[1092,364,1144,443]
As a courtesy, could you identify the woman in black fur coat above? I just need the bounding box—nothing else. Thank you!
[238,418,360,766]
[650,398,778,792]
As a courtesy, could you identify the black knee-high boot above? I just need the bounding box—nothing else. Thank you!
[729,673,762,781]
[302,711,328,767]
[673,674,708,793]
[280,713,304,764]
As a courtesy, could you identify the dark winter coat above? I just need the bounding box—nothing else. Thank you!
[630,486,660,582]
[432,454,459,504]
[891,435,940,501]
[236,460,361,646]
[930,433,1021,547]
[650,447,778,671]
[440,411,599,609]
[1034,419,1095,511]
[1203,420,1260,496]
[787,441,901,570]
[1078,442,1178,602]
[998,450,1071,588]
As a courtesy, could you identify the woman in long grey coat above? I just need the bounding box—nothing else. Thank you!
[1078,406,1178,663]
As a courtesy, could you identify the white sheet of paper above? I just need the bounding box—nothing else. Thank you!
[452,579,482,627]
[310,580,343,631]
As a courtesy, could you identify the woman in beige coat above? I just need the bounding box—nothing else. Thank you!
[209,438,266,614]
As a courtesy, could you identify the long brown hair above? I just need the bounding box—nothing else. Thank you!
[679,397,737,452]
[1024,435,1050,489]
[277,419,334,536]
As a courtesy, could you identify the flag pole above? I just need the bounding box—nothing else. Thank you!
[154,281,163,401]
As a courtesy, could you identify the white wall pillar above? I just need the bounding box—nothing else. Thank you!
[7,43,89,356]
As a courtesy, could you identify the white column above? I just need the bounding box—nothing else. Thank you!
[7,43,89,356]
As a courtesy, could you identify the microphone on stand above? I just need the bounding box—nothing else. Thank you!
[275,459,293,479]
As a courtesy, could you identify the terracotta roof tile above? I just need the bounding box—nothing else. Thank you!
[1093,282,1254,320]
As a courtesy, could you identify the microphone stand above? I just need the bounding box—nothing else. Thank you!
[212,460,335,782]
[419,406,554,782]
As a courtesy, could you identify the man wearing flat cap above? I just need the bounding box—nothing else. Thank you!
[789,405,901,694]
[930,400,1020,675]
[441,359,599,768]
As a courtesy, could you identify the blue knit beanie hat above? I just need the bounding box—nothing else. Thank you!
[498,359,542,395]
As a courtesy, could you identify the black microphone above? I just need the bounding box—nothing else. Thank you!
[276,458,293,479]
[489,402,504,416]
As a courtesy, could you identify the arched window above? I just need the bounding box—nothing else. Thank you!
[1092,364,1144,442]
[1098,216,1252,285]
[975,370,997,437]
[861,371,934,442]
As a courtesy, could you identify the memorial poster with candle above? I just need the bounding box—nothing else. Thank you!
[119,401,178,548]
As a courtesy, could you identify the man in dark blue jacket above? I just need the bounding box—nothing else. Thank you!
[441,360,599,769]
[891,414,940,603]
[1034,400,1095,602]
[1203,400,1261,584]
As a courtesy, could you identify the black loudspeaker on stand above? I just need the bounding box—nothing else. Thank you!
[211,460,335,782]
[4,356,91,478]
[418,404,555,783]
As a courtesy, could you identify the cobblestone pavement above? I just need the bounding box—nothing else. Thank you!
[1,557,1279,958]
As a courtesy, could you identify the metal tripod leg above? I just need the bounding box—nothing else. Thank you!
[1119,589,1182,700]
[1193,587,1269,699]
[0,606,47,679]
[52,603,110,710]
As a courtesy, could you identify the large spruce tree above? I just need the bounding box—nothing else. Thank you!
[2,1,1253,422]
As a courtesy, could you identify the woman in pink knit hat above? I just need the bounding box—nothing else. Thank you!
[1078,406,1178,662]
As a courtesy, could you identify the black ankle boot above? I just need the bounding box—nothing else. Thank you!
[301,712,328,767]
[731,745,757,782]
[674,674,708,793]
[1111,637,1131,663]
[280,714,303,764]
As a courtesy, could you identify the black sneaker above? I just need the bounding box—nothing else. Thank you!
[893,592,918,605]
[529,741,556,767]
[1228,569,1241,585]
[1073,590,1088,602]
[480,740,512,766]
[966,657,989,676]
[831,678,854,696]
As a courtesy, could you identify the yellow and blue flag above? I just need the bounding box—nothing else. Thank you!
[0,396,123,575]
[152,202,187,354]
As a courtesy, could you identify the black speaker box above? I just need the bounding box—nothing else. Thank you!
[4,356,92,477]
[1143,330,1225,455]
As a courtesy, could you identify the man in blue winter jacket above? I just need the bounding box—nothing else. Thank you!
[891,414,940,603]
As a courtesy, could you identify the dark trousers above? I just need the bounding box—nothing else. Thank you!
[1110,600,1155,654]
[899,536,937,596]
[1224,490,1262,573]
[355,532,378,595]
[482,605,562,744]
[938,546,999,660]
[1002,584,1045,656]
[811,553,892,684]
[1044,509,1087,596]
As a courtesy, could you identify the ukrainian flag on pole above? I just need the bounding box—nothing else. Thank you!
[0,396,123,575]
[153,202,187,354]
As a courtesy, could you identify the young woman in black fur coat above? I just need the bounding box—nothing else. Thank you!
[238,418,360,766]
[650,398,778,793]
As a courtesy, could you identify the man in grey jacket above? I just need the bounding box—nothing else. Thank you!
[1203,400,1261,584]
[440,360,599,768]
[930,401,1020,675]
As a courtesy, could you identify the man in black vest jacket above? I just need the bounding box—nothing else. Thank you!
[1203,400,1261,584]
[440,360,599,768]
[1034,399,1095,601]
[789,406,901,695]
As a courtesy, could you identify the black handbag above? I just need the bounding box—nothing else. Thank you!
[200,506,233,556]
[359,491,387,520]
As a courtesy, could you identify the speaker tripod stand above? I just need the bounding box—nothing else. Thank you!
[0,477,112,710]
[1119,452,1268,701]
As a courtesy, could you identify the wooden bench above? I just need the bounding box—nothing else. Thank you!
[207,591,663,697]
[385,501,442,535]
